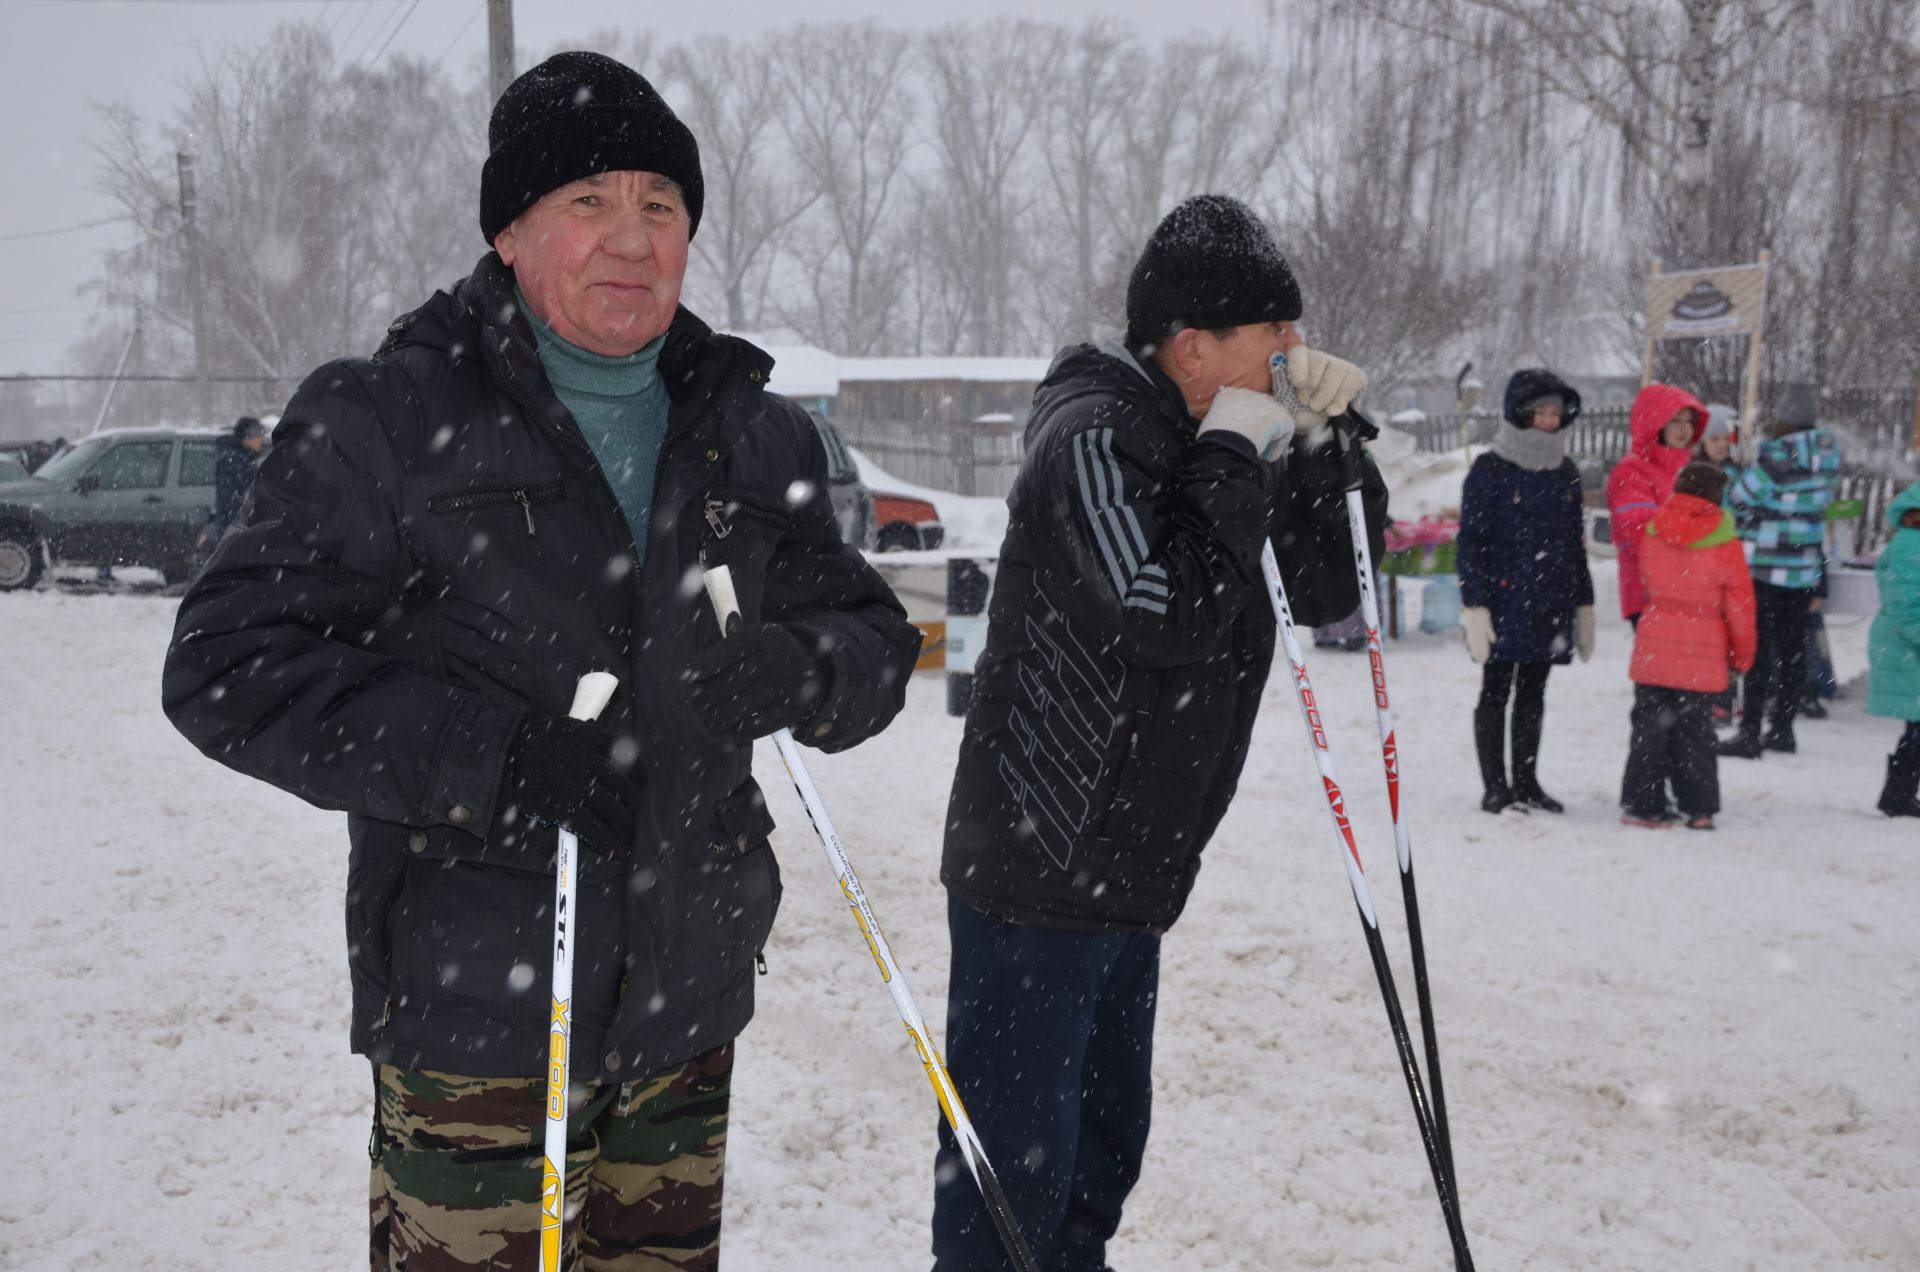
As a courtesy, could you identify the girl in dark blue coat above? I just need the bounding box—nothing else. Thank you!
[1458,369,1596,812]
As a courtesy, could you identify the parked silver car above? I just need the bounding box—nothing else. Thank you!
[0,428,228,589]
[807,411,875,551]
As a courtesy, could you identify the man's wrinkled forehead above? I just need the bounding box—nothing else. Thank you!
[575,171,684,197]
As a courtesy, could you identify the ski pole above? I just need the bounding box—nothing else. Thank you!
[1332,407,1458,1193]
[542,670,620,1272]
[1259,541,1474,1271]
[701,565,1040,1272]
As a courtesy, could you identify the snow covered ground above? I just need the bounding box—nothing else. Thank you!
[1,575,1915,1269]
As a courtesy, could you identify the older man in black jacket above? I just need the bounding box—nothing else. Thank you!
[932,195,1388,1271]
[163,52,918,1271]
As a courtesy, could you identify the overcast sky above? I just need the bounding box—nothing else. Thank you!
[0,0,1271,374]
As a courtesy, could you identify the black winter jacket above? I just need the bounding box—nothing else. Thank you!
[941,345,1387,933]
[162,254,920,1082]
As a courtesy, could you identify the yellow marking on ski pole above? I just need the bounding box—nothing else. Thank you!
[540,1157,563,1266]
[840,876,892,982]
[907,1024,971,1125]
[546,998,570,1118]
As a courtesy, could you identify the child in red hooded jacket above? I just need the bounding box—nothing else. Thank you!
[1606,383,1709,625]
[1619,463,1758,829]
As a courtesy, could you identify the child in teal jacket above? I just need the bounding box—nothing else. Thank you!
[1870,482,1920,816]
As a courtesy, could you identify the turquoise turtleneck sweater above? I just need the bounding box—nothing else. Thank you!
[519,290,672,564]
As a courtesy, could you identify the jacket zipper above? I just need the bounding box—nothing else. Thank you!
[700,495,789,564]
[426,481,563,535]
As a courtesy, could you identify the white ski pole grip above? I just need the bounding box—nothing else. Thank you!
[567,671,618,723]
[703,563,743,630]
[542,669,618,1272]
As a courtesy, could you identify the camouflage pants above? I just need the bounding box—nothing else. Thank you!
[369,1044,733,1271]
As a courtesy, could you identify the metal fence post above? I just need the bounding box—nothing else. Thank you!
[946,557,994,717]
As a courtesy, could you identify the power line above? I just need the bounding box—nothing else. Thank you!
[347,0,416,68]
[342,0,403,64]
[0,374,305,383]
[0,215,137,245]
[432,0,486,70]
[41,1,401,5]
[42,0,398,5]
[364,0,425,67]
[336,0,379,56]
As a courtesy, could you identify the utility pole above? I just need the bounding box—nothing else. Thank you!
[89,308,143,437]
[487,0,515,104]
[177,150,212,428]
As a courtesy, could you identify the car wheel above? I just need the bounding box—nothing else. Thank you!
[0,528,43,591]
[875,523,920,553]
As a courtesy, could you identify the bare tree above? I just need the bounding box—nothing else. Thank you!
[1342,0,1812,259]
[774,22,917,355]
[663,34,815,331]
[919,20,1053,354]
[89,26,480,380]
[1030,21,1137,344]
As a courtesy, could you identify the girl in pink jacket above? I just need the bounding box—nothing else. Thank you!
[1606,383,1708,623]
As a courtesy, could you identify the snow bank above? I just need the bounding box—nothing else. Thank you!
[2,572,1914,1269]
[851,445,1009,553]
[1371,428,1480,521]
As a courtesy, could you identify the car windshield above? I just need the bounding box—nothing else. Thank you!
[808,414,859,483]
[0,457,26,483]
[33,436,114,483]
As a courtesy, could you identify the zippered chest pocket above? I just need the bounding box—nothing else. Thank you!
[412,473,582,636]
[691,487,792,625]
[426,480,565,536]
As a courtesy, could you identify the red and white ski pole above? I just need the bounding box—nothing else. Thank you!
[543,670,619,1272]
[1330,407,1459,1194]
[1259,544,1473,1270]
[701,565,1040,1272]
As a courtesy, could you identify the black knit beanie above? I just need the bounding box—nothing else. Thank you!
[479,52,704,245]
[1124,195,1302,350]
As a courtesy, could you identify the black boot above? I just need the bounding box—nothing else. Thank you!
[1716,715,1764,759]
[1879,751,1920,818]
[1511,775,1565,814]
[1475,682,1513,813]
[1762,711,1797,754]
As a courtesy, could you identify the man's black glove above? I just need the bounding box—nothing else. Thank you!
[499,714,643,855]
[687,621,827,741]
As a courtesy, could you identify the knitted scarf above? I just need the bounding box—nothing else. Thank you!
[1492,423,1567,471]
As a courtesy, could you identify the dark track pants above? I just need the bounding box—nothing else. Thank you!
[1742,581,1814,729]
[1622,686,1719,817]
[932,897,1161,1272]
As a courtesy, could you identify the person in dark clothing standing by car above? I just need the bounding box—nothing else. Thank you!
[1458,369,1596,814]
[162,52,919,1272]
[932,194,1387,1272]
[199,415,267,549]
